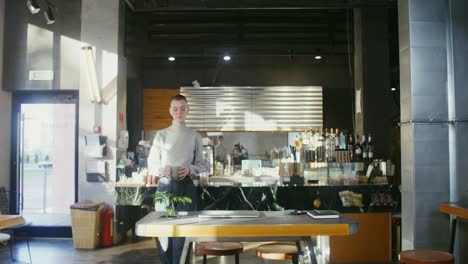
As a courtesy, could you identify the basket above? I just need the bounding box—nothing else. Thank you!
[70,202,103,249]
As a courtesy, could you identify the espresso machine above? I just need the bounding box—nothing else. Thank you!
[232,142,248,166]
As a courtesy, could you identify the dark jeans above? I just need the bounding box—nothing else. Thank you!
[156,177,197,264]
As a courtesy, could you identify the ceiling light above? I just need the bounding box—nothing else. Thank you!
[314,55,322,60]
[44,5,55,25]
[168,57,175,61]
[391,87,396,91]
[27,0,41,14]
[223,55,231,61]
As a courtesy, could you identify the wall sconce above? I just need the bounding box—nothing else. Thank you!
[82,46,101,103]
[44,4,55,24]
[27,0,41,14]
[27,0,57,25]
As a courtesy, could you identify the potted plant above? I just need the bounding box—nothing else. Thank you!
[154,191,192,217]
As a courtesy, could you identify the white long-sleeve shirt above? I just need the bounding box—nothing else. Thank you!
[147,122,204,179]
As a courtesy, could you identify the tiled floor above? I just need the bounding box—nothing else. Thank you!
[0,238,256,264]
[0,237,396,264]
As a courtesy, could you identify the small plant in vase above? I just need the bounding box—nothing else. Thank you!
[154,191,192,217]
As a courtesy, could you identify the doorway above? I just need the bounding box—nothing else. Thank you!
[11,91,78,236]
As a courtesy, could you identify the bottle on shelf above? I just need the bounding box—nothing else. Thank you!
[316,128,326,162]
[306,129,316,162]
[335,128,340,150]
[348,132,355,162]
[339,130,346,150]
[355,134,362,162]
[362,134,368,162]
[367,133,374,162]
[327,128,335,162]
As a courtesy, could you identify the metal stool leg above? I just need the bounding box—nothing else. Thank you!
[202,254,207,264]
[9,234,13,263]
[235,253,239,264]
[292,256,299,264]
[11,233,31,264]
[26,240,32,264]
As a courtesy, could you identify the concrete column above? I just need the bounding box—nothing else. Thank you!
[449,0,468,261]
[398,1,468,262]
[79,0,126,206]
[0,0,11,189]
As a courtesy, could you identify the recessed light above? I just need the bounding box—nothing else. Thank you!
[314,55,322,60]
[168,57,175,61]
[391,87,396,91]
[223,55,231,61]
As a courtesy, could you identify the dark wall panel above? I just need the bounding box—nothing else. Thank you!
[361,8,397,159]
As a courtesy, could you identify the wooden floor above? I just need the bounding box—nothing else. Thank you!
[0,237,396,264]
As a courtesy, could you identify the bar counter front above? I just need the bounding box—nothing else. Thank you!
[136,210,358,264]
[116,173,398,263]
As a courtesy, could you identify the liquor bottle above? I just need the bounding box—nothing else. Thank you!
[322,128,328,162]
[362,134,368,162]
[328,128,335,161]
[339,130,346,150]
[308,129,316,162]
[348,132,354,161]
[316,128,325,162]
[335,128,340,150]
[355,135,362,162]
[367,133,374,162]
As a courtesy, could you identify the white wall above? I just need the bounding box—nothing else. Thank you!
[78,0,126,207]
[0,0,11,189]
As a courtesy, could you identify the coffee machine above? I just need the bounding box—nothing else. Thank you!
[232,142,248,166]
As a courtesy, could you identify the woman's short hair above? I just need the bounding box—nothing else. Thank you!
[170,94,187,103]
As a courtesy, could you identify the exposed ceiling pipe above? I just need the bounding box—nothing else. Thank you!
[124,0,136,12]
[138,52,348,58]
[125,0,396,13]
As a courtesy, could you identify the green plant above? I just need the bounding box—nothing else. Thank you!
[154,192,192,217]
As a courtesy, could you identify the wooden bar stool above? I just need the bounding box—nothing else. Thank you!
[196,242,243,264]
[256,242,299,264]
[400,249,454,264]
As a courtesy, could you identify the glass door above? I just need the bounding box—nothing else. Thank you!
[11,91,78,236]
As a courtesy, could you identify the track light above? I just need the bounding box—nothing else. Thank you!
[44,5,55,25]
[27,0,41,14]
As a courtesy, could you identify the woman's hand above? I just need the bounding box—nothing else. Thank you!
[178,167,190,178]
[160,165,171,176]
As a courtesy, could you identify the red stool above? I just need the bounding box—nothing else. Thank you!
[196,242,243,264]
[400,249,454,264]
